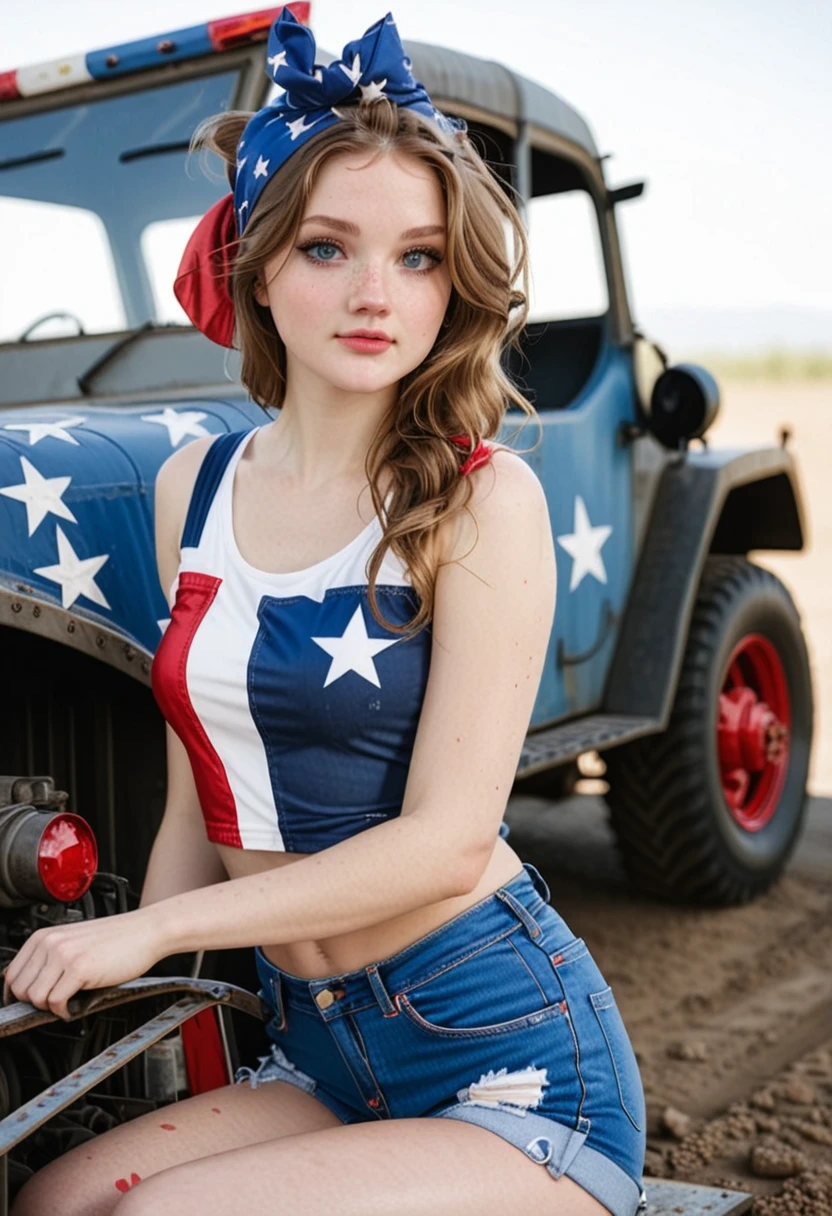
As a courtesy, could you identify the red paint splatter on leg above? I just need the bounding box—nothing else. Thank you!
[114,1173,142,1193]
[160,1122,177,1131]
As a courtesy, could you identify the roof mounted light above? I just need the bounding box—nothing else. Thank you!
[0,4,310,103]
[208,5,310,51]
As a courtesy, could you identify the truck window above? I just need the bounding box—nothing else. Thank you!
[526,189,608,322]
[0,69,238,341]
[141,215,202,325]
[0,197,126,341]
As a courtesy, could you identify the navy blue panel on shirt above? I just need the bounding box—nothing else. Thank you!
[181,430,249,549]
[247,585,431,853]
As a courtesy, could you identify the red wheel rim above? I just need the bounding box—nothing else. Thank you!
[717,633,791,832]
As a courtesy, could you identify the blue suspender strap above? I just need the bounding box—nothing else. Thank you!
[180,429,250,549]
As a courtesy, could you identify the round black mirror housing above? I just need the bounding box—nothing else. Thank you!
[646,363,721,449]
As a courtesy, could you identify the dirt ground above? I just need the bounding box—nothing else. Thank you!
[508,378,832,1211]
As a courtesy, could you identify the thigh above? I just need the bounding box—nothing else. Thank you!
[11,1078,342,1216]
[110,1118,611,1216]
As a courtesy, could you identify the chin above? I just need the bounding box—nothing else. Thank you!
[321,358,406,394]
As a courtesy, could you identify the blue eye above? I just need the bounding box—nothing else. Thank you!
[303,241,341,261]
[403,249,431,270]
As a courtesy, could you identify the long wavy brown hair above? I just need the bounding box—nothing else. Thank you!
[191,95,539,638]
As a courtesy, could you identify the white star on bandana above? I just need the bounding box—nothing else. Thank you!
[285,113,327,141]
[267,50,288,72]
[339,53,362,86]
[360,79,387,102]
[311,603,400,689]
[0,455,76,536]
[253,156,270,179]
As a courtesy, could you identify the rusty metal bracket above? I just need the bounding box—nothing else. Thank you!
[0,975,265,1039]
[0,977,266,1160]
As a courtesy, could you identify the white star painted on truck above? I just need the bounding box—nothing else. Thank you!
[34,526,110,610]
[0,455,76,536]
[360,78,387,103]
[556,496,613,592]
[140,408,209,448]
[3,416,86,446]
[311,603,400,689]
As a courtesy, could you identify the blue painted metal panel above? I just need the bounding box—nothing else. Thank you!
[504,344,637,724]
[0,398,262,655]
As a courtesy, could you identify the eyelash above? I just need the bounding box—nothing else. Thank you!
[297,237,444,275]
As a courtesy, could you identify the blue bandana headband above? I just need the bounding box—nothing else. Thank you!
[232,8,465,234]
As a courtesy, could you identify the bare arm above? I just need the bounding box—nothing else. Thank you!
[139,450,557,956]
[139,435,228,908]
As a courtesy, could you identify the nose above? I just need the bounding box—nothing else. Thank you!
[347,259,391,318]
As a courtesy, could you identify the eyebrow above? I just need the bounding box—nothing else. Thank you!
[301,214,445,239]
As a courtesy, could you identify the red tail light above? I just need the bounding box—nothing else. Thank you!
[207,3,310,51]
[37,814,98,902]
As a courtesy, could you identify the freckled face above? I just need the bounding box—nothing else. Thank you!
[254,150,452,395]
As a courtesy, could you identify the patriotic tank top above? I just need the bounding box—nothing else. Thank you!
[151,426,492,852]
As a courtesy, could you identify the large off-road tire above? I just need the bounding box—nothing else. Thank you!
[604,556,813,906]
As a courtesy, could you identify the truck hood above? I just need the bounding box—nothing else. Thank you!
[0,399,262,659]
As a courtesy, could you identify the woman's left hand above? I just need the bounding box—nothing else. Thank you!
[1,909,165,1021]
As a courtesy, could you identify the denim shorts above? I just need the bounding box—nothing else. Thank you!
[235,861,647,1216]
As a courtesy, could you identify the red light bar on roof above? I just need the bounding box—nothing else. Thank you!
[208,4,310,51]
[0,71,19,102]
[0,3,311,104]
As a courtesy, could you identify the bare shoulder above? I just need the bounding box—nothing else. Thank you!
[438,442,549,569]
[153,434,218,604]
[154,434,218,544]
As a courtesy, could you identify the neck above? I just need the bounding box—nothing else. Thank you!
[265,370,397,493]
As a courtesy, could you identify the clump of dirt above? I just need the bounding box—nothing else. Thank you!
[644,1044,832,1212]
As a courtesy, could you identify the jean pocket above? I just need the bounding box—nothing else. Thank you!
[589,986,645,1132]
[395,927,565,1039]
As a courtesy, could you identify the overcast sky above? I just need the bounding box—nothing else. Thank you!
[3,0,831,344]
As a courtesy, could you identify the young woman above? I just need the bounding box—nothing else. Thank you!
[8,11,646,1216]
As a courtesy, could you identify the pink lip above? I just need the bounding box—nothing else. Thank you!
[336,335,392,354]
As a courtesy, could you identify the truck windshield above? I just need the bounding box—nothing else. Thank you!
[0,70,235,344]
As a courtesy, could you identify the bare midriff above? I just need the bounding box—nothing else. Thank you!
[216,835,525,979]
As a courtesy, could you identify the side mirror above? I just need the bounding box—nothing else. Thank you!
[645,363,721,449]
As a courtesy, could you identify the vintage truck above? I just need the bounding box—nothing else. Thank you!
[0,4,802,1209]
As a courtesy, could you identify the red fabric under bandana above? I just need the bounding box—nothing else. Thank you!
[174,193,238,349]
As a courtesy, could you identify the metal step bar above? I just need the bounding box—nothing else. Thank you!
[643,1179,753,1215]
[518,713,660,778]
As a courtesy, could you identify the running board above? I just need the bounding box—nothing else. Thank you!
[643,1179,753,1214]
[518,713,660,777]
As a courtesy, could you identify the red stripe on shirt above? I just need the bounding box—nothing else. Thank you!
[151,571,242,848]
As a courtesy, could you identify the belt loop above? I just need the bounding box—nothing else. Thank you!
[366,964,397,1016]
[495,885,546,941]
[523,861,551,905]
